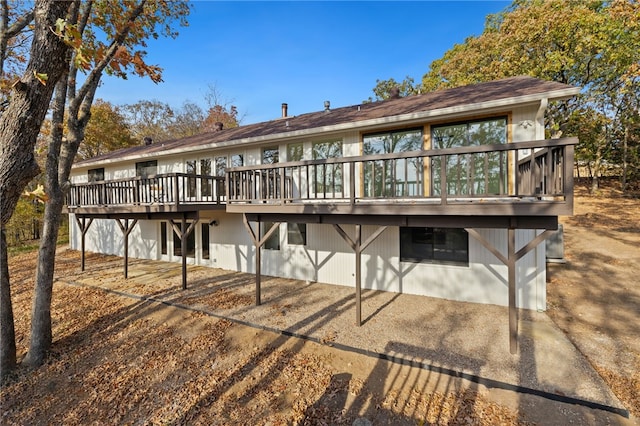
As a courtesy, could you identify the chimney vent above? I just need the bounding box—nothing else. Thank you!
[213,122,223,131]
[324,100,330,112]
[390,87,400,99]
[144,137,153,146]
[281,103,288,118]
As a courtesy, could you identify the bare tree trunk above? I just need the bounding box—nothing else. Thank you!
[622,126,629,192]
[22,196,64,367]
[24,0,148,367]
[591,140,604,193]
[0,0,72,376]
[0,225,16,380]
[0,0,72,224]
[22,68,69,367]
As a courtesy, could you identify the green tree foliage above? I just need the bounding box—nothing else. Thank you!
[77,99,136,160]
[417,0,640,192]
[5,198,42,245]
[122,99,175,143]
[367,76,419,102]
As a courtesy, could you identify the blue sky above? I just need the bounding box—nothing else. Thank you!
[96,1,511,124]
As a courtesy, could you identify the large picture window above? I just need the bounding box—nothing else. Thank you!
[363,128,423,197]
[400,227,468,265]
[312,140,342,194]
[431,117,507,196]
[287,143,303,161]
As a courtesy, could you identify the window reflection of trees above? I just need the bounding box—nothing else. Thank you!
[431,118,507,196]
[363,129,423,197]
[186,160,197,198]
[313,141,343,194]
[201,158,213,197]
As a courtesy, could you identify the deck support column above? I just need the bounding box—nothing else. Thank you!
[74,216,93,271]
[115,219,138,279]
[169,217,196,290]
[333,224,388,326]
[507,227,517,354]
[465,227,556,354]
[242,214,280,305]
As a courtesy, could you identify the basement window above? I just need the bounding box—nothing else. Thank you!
[400,227,468,266]
[287,223,307,245]
[263,222,280,250]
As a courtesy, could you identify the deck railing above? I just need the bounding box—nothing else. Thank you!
[66,138,575,211]
[66,173,226,208]
[226,138,576,205]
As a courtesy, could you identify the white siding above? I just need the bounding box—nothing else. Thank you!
[511,104,539,142]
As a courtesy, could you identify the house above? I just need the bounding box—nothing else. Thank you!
[66,76,580,353]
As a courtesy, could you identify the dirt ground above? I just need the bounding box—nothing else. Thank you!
[546,180,640,421]
[1,179,638,425]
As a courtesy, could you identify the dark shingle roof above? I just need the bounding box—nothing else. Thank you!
[74,76,578,167]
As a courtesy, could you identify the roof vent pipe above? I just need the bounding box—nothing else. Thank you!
[281,103,288,118]
[213,122,223,131]
[144,137,152,146]
[324,100,330,111]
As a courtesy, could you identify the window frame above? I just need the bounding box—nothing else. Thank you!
[362,127,424,197]
[88,168,105,182]
[430,116,508,196]
[262,221,280,250]
[173,224,196,258]
[399,227,469,266]
[201,222,210,260]
[135,160,157,178]
[312,139,343,194]
[287,142,304,162]
[287,222,307,246]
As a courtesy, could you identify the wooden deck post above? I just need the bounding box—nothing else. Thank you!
[115,219,138,279]
[355,225,362,326]
[242,214,280,306]
[74,216,93,272]
[169,217,196,290]
[466,227,556,354]
[333,224,387,326]
[181,217,187,289]
[507,227,517,354]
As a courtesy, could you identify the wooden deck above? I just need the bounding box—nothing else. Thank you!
[67,138,576,220]
[66,137,578,354]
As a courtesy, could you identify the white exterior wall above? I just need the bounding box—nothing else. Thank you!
[69,215,157,260]
[70,215,544,310]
